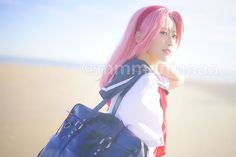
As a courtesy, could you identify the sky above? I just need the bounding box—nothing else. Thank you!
[0,0,236,81]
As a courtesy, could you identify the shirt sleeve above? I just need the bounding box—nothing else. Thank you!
[108,73,165,147]
[155,70,170,90]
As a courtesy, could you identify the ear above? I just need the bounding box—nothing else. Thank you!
[135,31,142,43]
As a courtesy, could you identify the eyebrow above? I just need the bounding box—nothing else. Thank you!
[160,27,167,30]
[160,27,176,33]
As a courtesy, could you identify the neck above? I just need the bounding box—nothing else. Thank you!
[137,52,159,68]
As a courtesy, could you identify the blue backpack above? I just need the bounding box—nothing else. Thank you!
[38,59,152,157]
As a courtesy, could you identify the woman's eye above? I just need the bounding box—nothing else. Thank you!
[160,31,167,35]
[172,34,177,39]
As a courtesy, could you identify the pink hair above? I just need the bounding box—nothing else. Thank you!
[99,5,184,88]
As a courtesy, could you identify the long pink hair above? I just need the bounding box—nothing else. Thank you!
[99,5,184,88]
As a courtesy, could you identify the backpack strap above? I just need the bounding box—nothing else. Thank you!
[89,72,147,118]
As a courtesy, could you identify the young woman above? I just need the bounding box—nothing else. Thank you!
[99,5,184,157]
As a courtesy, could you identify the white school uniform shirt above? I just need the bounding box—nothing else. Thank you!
[107,72,169,156]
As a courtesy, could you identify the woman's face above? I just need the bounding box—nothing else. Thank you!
[147,16,177,63]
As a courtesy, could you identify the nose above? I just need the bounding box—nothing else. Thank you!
[167,35,174,47]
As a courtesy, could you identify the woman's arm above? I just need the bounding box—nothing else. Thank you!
[155,62,185,90]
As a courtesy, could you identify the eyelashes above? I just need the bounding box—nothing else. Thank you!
[160,31,168,35]
[172,34,177,39]
[160,31,177,40]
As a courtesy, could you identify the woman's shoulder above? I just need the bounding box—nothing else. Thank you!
[133,72,159,91]
[140,72,159,83]
[136,72,169,93]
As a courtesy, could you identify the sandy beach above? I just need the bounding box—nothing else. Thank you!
[1,63,236,157]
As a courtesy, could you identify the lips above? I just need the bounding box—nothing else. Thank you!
[162,49,171,55]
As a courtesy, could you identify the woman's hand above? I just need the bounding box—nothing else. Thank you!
[155,62,185,90]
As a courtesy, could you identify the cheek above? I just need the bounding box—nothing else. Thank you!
[149,39,163,54]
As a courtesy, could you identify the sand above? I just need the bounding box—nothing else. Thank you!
[1,63,236,157]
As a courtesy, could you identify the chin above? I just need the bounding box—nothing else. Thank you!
[160,57,168,62]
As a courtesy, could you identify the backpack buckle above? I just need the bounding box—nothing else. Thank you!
[99,136,112,148]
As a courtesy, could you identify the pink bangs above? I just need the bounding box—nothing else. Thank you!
[169,11,184,47]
